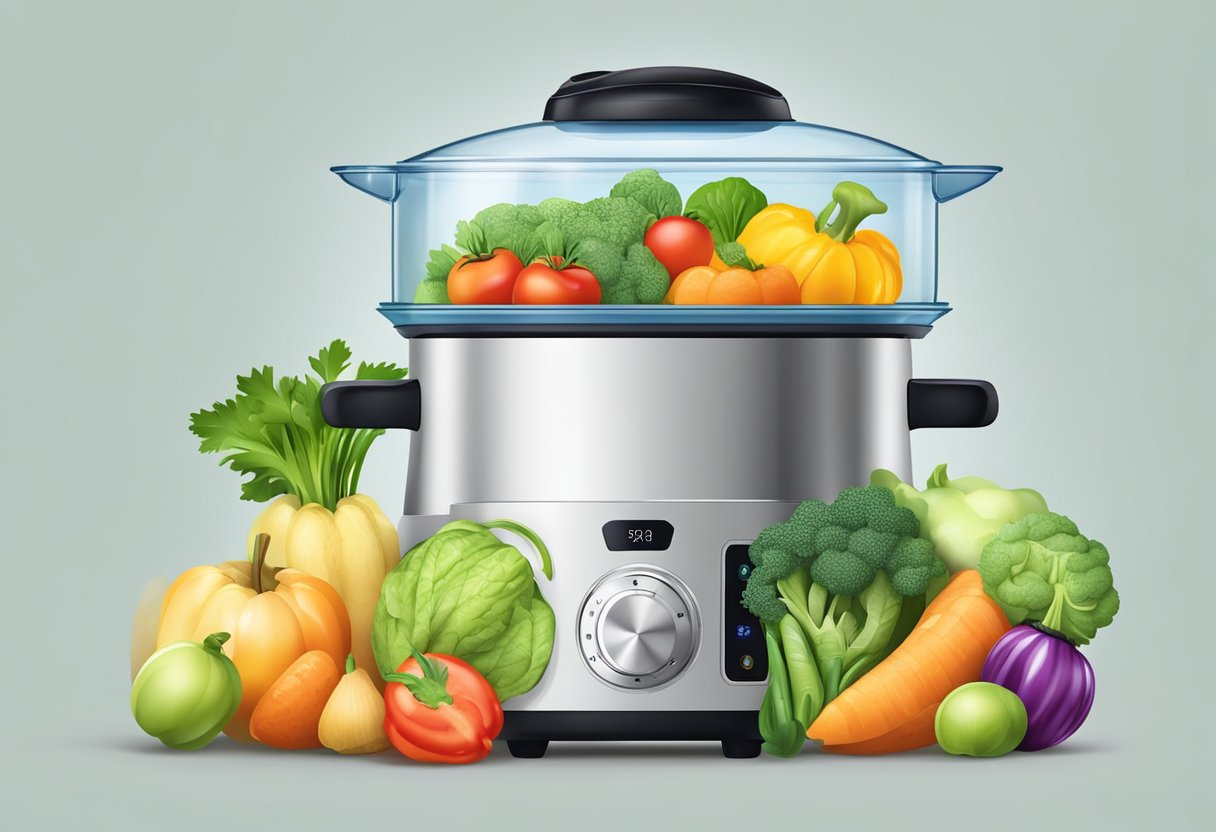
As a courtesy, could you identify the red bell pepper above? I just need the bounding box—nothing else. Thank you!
[383,651,503,764]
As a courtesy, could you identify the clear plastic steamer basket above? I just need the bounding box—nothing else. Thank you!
[333,67,999,335]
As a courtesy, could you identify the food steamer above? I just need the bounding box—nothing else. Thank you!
[321,67,1001,758]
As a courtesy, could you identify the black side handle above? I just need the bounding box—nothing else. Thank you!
[543,67,792,122]
[321,379,421,430]
[907,379,998,430]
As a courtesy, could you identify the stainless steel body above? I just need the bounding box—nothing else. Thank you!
[403,337,914,516]
[446,500,797,714]
[323,334,996,755]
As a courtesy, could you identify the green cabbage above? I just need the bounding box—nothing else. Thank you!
[371,519,555,701]
[870,464,1049,573]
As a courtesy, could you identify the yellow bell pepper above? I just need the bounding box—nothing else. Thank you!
[735,203,819,273]
[248,493,399,690]
[736,183,902,304]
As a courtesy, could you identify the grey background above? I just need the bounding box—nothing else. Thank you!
[2,0,1212,828]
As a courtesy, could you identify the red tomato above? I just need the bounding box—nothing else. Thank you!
[447,249,524,304]
[512,260,601,304]
[644,216,715,281]
[383,652,503,765]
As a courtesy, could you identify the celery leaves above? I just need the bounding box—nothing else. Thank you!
[190,340,406,510]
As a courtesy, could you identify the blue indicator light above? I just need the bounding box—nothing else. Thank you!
[736,625,753,639]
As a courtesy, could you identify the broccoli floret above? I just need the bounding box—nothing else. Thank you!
[887,538,942,596]
[456,203,545,259]
[811,546,883,596]
[742,485,947,735]
[747,486,942,606]
[978,511,1119,645]
[751,509,815,566]
[600,244,670,304]
[538,196,654,250]
[609,169,682,219]
[599,285,629,304]
[714,241,750,268]
[742,547,803,623]
[535,197,578,221]
[413,279,451,303]
[624,244,670,303]
[570,237,625,288]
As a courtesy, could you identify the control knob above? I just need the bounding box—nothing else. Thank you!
[579,567,699,689]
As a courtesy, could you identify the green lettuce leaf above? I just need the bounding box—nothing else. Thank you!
[371,520,555,701]
[684,176,768,243]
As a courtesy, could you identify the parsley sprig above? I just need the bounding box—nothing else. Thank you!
[189,340,406,511]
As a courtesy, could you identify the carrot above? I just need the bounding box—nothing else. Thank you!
[249,650,342,749]
[807,570,1010,755]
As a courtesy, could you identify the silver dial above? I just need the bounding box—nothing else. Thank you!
[578,566,699,690]
[598,591,679,675]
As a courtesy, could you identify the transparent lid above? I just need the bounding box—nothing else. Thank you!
[392,120,940,170]
[332,68,999,335]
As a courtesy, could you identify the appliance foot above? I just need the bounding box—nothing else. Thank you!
[721,740,762,759]
[507,740,549,759]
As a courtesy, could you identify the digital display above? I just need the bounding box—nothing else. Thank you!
[602,520,675,551]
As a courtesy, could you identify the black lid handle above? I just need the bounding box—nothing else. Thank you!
[321,379,421,430]
[907,379,998,430]
[543,67,792,122]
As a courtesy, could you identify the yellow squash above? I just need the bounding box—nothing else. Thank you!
[248,493,399,690]
[736,183,902,304]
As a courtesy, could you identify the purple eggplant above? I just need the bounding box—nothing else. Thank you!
[981,623,1095,751]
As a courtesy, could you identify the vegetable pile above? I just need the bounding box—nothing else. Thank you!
[807,569,1010,754]
[155,533,351,743]
[414,170,903,306]
[190,341,405,687]
[132,333,1120,766]
[742,486,949,756]
[132,517,554,762]
[130,342,556,765]
[745,465,1121,758]
[417,172,672,305]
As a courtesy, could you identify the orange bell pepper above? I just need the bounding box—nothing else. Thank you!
[666,255,800,306]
